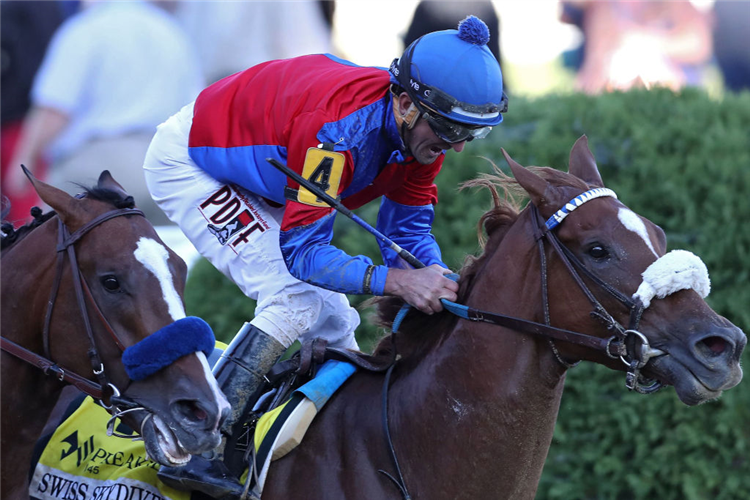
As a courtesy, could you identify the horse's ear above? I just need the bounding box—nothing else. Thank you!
[501,148,557,208]
[568,135,604,188]
[21,165,86,226]
[97,170,130,198]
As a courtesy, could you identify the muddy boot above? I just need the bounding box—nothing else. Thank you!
[157,323,287,499]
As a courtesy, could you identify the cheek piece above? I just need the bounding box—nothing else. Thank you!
[122,316,215,381]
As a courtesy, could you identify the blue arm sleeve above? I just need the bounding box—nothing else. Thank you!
[376,197,447,269]
[279,213,389,295]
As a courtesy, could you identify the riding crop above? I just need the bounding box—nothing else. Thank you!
[266,158,425,269]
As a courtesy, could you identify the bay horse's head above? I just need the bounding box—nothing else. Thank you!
[1,170,230,467]
[500,136,745,405]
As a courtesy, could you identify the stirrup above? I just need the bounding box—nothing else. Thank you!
[157,454,245,500]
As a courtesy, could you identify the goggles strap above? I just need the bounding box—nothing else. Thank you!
[392,96,420,131]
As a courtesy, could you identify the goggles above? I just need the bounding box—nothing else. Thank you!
[418,103,492,143]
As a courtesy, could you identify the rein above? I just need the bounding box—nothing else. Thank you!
[1,207,144,405]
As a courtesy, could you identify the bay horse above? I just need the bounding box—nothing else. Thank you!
[1,170,230,499]
[257,136,745,499]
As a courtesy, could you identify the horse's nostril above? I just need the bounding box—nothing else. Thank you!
[697,336,728,356]
[174,400,209,423]
[192,405,208,422]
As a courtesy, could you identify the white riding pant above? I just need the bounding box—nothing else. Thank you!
[143,102,359,350]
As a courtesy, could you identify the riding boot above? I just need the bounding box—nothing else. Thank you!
[157,323,287,499]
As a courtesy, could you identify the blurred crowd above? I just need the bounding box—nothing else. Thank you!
[2,0,748,227]
[560,0,749,94]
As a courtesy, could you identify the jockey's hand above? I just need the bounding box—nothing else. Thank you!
[384,264,459,315]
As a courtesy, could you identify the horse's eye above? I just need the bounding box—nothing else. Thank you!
[101,275,121,292]
[588,245,609,259]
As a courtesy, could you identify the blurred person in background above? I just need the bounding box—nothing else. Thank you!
[560,0,713,93]
[5,0,204,226]
[712,0,750,92]
[1,1,65,224]
[403,0,504,79]
[175,0,334,85]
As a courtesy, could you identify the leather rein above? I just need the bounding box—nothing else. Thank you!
[1,207,145,405]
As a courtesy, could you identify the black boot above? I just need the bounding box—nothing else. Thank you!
[157,323,287,499]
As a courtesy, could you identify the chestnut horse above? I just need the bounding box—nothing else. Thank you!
[1,171,230,499]
[258,137,745,499]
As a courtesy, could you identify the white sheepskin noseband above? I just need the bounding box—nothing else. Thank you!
[633,249,711,308]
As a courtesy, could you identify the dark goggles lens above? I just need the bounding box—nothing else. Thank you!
[422,111,492,144]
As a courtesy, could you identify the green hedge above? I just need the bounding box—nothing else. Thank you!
[185,87,750,499]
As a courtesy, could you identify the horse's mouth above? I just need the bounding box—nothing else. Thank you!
[643,354,741,406]
[140,413,192,467]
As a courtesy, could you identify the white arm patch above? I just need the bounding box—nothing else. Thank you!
[633,249,711,308]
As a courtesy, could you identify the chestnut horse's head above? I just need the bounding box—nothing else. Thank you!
[503,136,745,405]
[1,170,230,467]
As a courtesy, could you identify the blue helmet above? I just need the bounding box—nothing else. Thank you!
[389,15,507,127]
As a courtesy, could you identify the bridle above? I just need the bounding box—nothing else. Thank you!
[439,190,665,393]
[528,200,663,392]
[1,206,147,419]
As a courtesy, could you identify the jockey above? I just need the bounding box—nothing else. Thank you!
[143,15,506,498]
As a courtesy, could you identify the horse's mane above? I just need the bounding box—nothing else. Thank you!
[1,185,135,252]
[367,164,588,367]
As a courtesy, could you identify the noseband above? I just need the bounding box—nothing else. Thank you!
[1,207,145,405]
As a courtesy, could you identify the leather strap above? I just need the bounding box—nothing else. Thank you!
[1,337,104,399]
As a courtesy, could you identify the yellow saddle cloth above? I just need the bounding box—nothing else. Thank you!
[29,360,356,499]
[29,396,189,500]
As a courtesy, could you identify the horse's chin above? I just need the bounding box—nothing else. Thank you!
[644,355,740,406]
[140,414,193,467]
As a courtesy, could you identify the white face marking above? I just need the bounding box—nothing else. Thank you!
[134,238,186,321]
[196,352,231,413]
[618,208,657,257]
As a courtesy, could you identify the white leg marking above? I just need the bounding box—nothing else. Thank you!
[618,208,658,257]
[134,238,186,321]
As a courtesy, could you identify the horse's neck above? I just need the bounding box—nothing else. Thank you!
[1,222,66,497]
[390,228,568,498]
[1,358,64,497]
[389,326,565,496]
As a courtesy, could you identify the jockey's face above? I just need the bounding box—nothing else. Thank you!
[407,116,466,164]
[397,93,466,164]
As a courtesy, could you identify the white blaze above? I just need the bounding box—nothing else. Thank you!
[197,351,231,413]
[618,208,658,257]
[134,238,186,321]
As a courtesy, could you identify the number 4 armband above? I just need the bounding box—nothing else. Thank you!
[284,143,345,207]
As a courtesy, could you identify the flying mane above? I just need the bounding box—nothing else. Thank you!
[0,186,135,252]
[370,164,589,366]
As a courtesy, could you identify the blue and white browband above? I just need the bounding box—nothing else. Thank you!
[544,188,618,230]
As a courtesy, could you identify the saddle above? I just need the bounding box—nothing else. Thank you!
[225,338,394,497]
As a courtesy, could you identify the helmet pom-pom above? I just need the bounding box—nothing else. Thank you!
[457,15,490,45]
